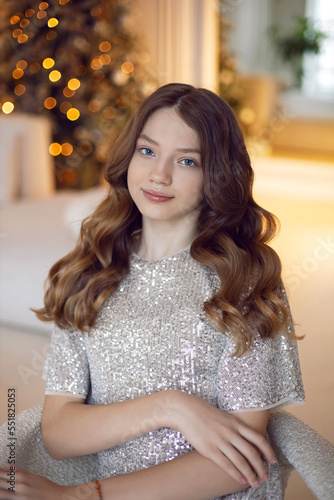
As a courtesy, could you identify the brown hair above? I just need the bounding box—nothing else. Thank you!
[35,83,291,354]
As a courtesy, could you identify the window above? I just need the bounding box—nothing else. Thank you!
[303,0,334,97]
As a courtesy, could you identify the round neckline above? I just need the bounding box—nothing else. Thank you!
[132,244,191,263]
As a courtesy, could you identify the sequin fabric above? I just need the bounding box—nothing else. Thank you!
[42,248,305,498]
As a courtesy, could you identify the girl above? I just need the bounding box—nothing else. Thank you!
[0,83,305,499]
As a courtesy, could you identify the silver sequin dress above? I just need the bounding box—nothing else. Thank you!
[0,248,306,499]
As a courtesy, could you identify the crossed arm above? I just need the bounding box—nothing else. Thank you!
[0,391,275,499]
[40,390,273,498]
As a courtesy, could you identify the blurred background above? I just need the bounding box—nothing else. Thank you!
[0,1,333,498]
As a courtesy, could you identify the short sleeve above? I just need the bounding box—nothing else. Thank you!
[217,288,305,412]
[44,325,90,398]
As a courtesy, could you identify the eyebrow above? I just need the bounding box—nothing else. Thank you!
[138,134,201,154]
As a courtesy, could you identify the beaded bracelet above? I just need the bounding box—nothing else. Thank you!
[94,479,102,499]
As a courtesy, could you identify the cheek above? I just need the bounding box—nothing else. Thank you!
[127,162,138,192]
[187,175,204,204]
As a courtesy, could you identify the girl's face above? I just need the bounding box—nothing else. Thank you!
[127,107,204,228]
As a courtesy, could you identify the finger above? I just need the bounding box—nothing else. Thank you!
[238,425,277,464]
[227,437,268,485]
[217,442,263,488]
[207,447,250,485]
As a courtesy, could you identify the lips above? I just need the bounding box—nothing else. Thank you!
[142,189,174,203]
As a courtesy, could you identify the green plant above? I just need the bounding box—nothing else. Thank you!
[270,16,327,87]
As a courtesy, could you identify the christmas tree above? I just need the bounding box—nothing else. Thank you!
[0,0,155,189]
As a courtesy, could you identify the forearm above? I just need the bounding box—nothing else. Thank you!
[42,391,173,459]
[68,450,249,500]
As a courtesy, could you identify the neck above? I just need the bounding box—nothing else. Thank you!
[135,218,197,262]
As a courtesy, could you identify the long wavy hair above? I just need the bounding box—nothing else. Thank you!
[35,83,292,354]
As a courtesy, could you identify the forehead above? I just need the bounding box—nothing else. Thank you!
[140,107,200,148]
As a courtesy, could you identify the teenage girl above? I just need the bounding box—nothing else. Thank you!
[0,83,304,500]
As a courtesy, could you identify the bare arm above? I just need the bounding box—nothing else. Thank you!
[42,391,171,458]
[42,391,274,488]
[92,410,270,499]
[3,411,271,499]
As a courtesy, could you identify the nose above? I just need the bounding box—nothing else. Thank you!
[149,158,172,185]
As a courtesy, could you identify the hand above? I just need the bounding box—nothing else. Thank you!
[165,391,276,488]
[0,466,95,500]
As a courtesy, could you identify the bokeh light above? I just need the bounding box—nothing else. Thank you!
[2,102,15,114]
[14,84,26,96]
[49,143,62,156]
[48,18,59,28]
[12,68,24,79]
[42,57,55,69]
[29,62,41,74]
[67,108,80,121]
[39,2,49,10]
[49,70,61,82]
[239,107,256,126]
[68,78,80,90]
[121,61,134,74]
[18,34,29,44]
[92,71,104,82]
[79,141,93,155]
[61,143,73,156]
[37,11,47,19]
[116,96,129,109]
[103,106,116,119]
[10,16,21,25]
[44,97,57,109]
[16,60,28,70]
[46,31,57,41]
[63,87,75,98]
[91,58,102,70]
[20,19,30,28]
[60,101,72,114]
[99,54,111,65]
[25,9,35,18]
[75,65,87,76]
[88,100,101,113]
[99,41,111,52]
[13,29,22,38]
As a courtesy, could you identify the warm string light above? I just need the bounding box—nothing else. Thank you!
[14,84,26,96]
[49,142,73,156]
[17,60,28,70]
[48,18,58,28]
[4,1,147,186]
[99,41,111,52]
[2,102,14,114]
[121,61,134,74]
[42,57,55,69]
[44,97,57,109]
[68,78,80,90]
[66,108,80,121]
[49,70,61,82]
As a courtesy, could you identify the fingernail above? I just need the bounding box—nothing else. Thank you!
[271,457,277,464]
[263,473,269,481]
[241,477,248,484]
[253,480,261,488]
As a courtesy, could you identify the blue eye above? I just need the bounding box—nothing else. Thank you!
[180,158,196,167]
[139,147,154,156]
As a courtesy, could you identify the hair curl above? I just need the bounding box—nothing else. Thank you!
[34,83,293,354]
